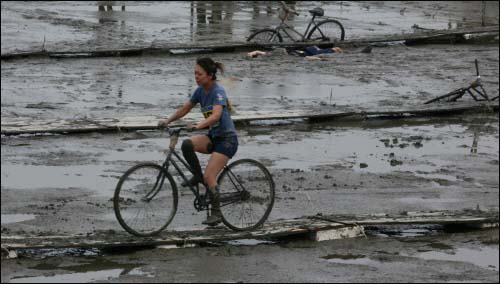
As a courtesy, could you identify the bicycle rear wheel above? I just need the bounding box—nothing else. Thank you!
[307,19,345,42]
[247,28,283,43]
[217,159,275,231]
[114,163,178,236]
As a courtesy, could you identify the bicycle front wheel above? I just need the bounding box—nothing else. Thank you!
[114,163,178,236]
[247,28,283,43]
[217,159,275,231]
[307,19,345,42]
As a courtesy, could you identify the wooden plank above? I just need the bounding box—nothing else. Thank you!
[1,210,497,253]
[310,226,366,242]
[1,102,497,136]
[315,210,500,226]
[2,26,498,60]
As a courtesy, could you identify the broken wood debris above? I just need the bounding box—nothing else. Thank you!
[1,26,498,60]
[1,210,497,257]
[1,102,498,136]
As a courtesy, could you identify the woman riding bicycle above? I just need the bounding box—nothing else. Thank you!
[158,57,238,226]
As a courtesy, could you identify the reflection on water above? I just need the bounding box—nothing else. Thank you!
[415,246,499,272]
[190,1,235,42]
[10,269,124,283]
[1,214,37,224]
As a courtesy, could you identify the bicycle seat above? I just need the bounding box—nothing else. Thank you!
[309,7,324,17]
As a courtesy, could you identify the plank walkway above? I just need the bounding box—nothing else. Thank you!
[1,210,498,256]
[1,26,498,60]
[1,101,498,136]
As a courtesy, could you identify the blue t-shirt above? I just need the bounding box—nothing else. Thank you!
[190,83,237,138]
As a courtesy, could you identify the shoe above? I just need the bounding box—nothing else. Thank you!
[181,175,202,187]
[202,214,222,226]
[202,187,222,226]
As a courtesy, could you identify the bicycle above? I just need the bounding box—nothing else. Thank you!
[424,59,498,104]
[247,1,345,44]
[113,127,275,237]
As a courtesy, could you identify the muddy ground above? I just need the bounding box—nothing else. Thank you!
[2,228,499,283]
[1,1,499,283]
[1,115,499,235]
[2,114,499,282]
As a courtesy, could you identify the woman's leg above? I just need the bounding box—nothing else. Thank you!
[189,135,212,154]
[202,152,230,226]
[181,135,212,186]
[204,152,230,188]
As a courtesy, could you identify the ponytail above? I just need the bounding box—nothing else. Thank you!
[196,57,224,81]
[227,98,236,115]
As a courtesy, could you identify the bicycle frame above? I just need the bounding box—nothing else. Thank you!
[424,59,498,104]
[275,15,321,42]
[148,128,250,212]
[140,147,199,202]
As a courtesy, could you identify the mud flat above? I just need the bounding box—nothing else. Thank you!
[1,114,498,237]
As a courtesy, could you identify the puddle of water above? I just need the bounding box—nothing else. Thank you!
[414,246,499,272]
[10,255,153,282]
[1,164,118,198]
[365,224,443,238]
[239,122,499,174]
[1,214,36,224]
[19,248,100,259]
[128,267,154,278]
[321,253,380,266]
[10,269,124,283]
[1,118,497,198]
[224,239,276,246]
[397,197,462,206]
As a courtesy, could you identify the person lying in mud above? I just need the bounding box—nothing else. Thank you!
[248,45,372,60]
[158,57,238,227]
[247,46,343,59]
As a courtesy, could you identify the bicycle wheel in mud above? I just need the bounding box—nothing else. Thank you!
[247,28,283,43]
[307,19,345,42]
[114,163,178,237]
[217,159,275,231]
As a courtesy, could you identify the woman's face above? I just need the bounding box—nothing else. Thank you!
[195,64,212,87]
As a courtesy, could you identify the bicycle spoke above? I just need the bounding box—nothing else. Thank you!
[114,164,177,236]
[308,20,345,42]
[217,159,275,231]
[247,29,282,43]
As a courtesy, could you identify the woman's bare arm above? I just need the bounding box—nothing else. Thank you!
[158,101,195,127]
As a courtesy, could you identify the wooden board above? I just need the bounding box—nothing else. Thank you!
[1,102,498,136]
[2,26,498,60]
[1,210,498,253]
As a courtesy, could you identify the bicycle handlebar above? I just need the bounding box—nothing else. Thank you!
[160,126,195,136]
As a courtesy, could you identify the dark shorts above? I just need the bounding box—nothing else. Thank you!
[206,134,238,159]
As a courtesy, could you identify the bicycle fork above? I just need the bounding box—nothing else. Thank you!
[141,152,173,202]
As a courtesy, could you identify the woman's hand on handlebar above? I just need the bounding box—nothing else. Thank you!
[280,1,299,15]
[186,123,198,132]
[158,119,169,129]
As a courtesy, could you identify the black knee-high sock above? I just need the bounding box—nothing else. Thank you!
[181,139,202,179]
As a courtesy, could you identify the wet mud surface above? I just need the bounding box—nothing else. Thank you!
[2,2,499,122]
[2,115,498,236]
[1,44,499,122]
[2,228,498,282]
[1,1,499,282]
